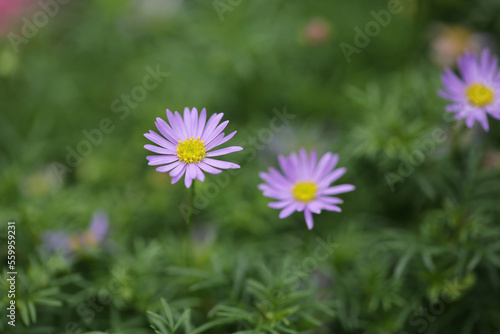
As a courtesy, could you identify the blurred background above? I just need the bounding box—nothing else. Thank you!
[1,0,500,333]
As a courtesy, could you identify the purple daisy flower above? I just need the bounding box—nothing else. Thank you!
[439,49,500,131]
[258,149,355,230]
[41,211,110,256]
[144,108,243,187]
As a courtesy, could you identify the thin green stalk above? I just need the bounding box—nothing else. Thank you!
[185,181,195,265]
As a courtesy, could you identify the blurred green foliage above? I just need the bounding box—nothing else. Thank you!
[1,0,500,333]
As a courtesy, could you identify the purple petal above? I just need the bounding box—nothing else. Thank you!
[88,211,109,242]
[268,200,293,209]
[206,131,237,151]
[156,161,181,173]
[258,184,292,200]
[306,200,323,214]
[296,202,306,212]
[259,176,292,194]
[147,155,179,166]
[171,165,187,184]
[198,162,222,175]
[476,111,490,131]
[317,167,347,188]
[318,196,344,205]
[322,204,342,212]
[166,109,184,140]
[258,172,290,190]
[320,184,355,196]
[268,168,293,188]
[144,144,173,155]
[441,68,466,95]
[204,120,229,145]
[201,113,224,141]
[144,131,177,151]
[170,162,187,177]
[279,203,298,219]
[278,154,296,181]
[206,146,243,157]
[314,153,338,180]
[174,111,188,139]
[185,164,196,188]
[194,165,205,182]
[155,117,179,143]
[204,158,240,169]
[304,209,314,230]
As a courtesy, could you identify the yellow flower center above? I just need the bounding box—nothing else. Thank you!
[466,83,495,107]
[83,231,98,247]
[176,137,206,164]
[69,236,81,251]
[292,181,318,203]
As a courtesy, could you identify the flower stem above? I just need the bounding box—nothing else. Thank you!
[187,180,195,227]
[185,181,195,265]
[302,229,312,253]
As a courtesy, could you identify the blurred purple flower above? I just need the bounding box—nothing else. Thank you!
[144,107,242,188]
[439,49,500,131]
[42,231,72,256]
[258,149,355,230]
[85,211,109,245]
[42,211,110,256]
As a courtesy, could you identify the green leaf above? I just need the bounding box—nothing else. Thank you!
[18,301,30,326]
[28,301,37,324]
[172,309,190,332]
[190,318,234,334]
[33,298,62,307]
[161,298,174,326]
[147,311,171,331]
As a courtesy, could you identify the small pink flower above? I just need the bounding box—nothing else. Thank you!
[0,0,35,35]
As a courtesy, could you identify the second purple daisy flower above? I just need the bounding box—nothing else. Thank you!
[259,149,355,230]
[439,49,500,131]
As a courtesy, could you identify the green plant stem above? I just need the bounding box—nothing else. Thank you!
[302,229,312,253]
[185,181,195,265]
